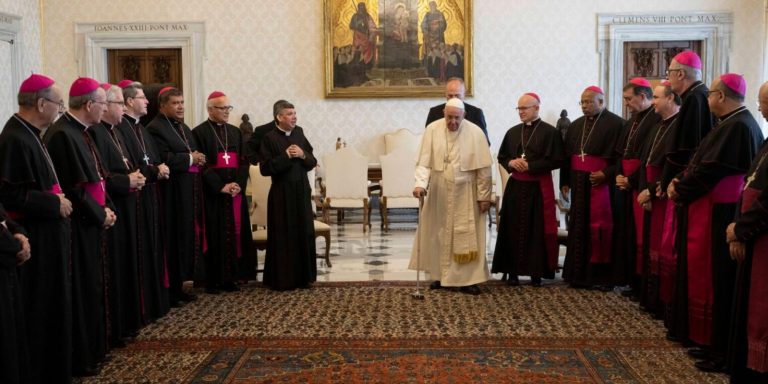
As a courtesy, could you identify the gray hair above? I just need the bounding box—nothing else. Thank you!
[69,88,99,110]
[714,79,746,102]
[271,99,288,121]
[446,77,464,86]
[274,100,294,119]
[17,86,55,108]
[670,61,702,82]
[122,81,143,100]
[105,85,122,102]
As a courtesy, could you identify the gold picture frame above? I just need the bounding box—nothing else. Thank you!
[324,0,474,99]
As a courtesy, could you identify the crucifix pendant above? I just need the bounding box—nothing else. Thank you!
[222,152,231,165]
[580,151,586,162]
[142,153,150,165]
[122,156,130,169]
[521,153,526,159]
[744,174,756,191]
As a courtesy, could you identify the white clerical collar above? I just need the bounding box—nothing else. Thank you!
[125,114,140,124]
[65,112,90,131]
[277,125,292,136]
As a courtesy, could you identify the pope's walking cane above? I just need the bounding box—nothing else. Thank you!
[412,190,426,300]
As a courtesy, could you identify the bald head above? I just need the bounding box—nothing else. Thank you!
[445,78,465,101]
[758,81,768,122]
[517,94,540,123]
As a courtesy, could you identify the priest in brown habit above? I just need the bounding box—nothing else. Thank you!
[667,74,763,373]
[43,77,117,377]
[492,93,565,287]
[193,91,255,294]
[613,78,661,301]
[726,80,768,384]
[147,87,206,306]
[117,80,171,322]
[0,74,73,383]
[560,86,626,289]
[258,100,318,291]
[88,84,146,348]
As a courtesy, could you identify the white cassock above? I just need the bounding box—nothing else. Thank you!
[409,118,493,287]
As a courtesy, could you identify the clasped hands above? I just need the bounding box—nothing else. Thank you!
[507,158,528,173]
[221,182,241,197]
[285,145,305,159]
[129,170,146,191]
[192,151,206,166]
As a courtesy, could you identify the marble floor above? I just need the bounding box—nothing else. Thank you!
[256,205,567,283]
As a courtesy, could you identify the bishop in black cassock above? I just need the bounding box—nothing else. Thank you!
[726,107,768,383]
[117,81,170,321]
[193,92,255,293]
[44,78,116,376]
[612,79,661,299]
[0,205,30,384]
[667,74,763,372]
[259,102,318,291]
[662,52,715,344]
[0,75,73,384]
[89,84,145,346]
[492,93,565,286]
[147,87,205,305]
[560,86,625,288]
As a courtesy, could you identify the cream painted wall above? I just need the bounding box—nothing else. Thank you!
[0,0,43,118]
[39,0,766,163]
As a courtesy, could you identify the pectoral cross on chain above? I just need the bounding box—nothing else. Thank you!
[521,153,526,159]
[122,156,130,169]
[744,174,756,191]
[142,153,150,165]
[222,152,231,165]
[580,151,586,162]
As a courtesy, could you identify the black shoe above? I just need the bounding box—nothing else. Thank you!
[221,282,240,292]
[628,295,640,302]
[298,282,312,289]
[531,278,543,287]
[666,334,682,343]
[122,329,140,338]
[429,281,442,290]
[74,365,101,377]
[695,358,726,372]
[621,288,638,297]
[687,348,711,360]
[651,312,664,320]
[598,286,615,292]
[507,276,520,286]
[570,283,589,289]
[460,284,482,295]
[111,338,127,349]
[179,291,198,302]
[169,299,184,308]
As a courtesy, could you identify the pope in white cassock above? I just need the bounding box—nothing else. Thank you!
[410,98,493,295]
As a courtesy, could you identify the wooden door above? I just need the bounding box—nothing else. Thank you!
[107,48,183,125]
[623,41,702,118]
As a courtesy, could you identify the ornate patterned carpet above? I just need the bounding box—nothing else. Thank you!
[75,282,729,383]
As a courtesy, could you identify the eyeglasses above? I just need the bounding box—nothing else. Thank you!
[704,89,722,98]
[665,69,684,76]
[579,100,595,106]
[43,98,65,111]
[108,101,125,106]
[515,106,536,111]
[212,106,234,112]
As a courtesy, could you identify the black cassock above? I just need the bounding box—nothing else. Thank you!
[492,119,565,279]
[0,115,72,384]
[147,114,204,298]
[193,120,255,287]
[636,115,678,314]
[0,206,30,384]
[662,81,715,343]
[672,107,763,359]
[609,106,661,291]
[259,127,317,290]
[560,109,625,287]
[246,120,277,165]
[89,122,142,340]
[44,112,111,371]
[117,115,169,321]
[728,138,768,384]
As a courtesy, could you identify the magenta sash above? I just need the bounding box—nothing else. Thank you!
[645,166,666,278]
[208,152,237,169]
[687,174,745,346]
[744,187,768,372]
[512,171,559,270]
[189,165,199,173]
[660,191,678,302]
[84,180,106,206]
[7,184,63,219]
[623,159,644,274]
[571,155,613,263]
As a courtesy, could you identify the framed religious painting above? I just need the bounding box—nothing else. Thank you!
[324,0,474,99]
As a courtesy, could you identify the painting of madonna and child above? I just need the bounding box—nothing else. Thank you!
[325,0,473,98]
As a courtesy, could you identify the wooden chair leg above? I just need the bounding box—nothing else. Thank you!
[488,207,492,228]
[363,198,369,233]
[323,232,331,267]
[323,199,331,225]
[337,208,343,224]
[495,196,501,231]
[382,196,389,232]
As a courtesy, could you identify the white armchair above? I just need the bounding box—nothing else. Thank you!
[379,147,419,231]
[322,147,372,232]
[384,128,422,155]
